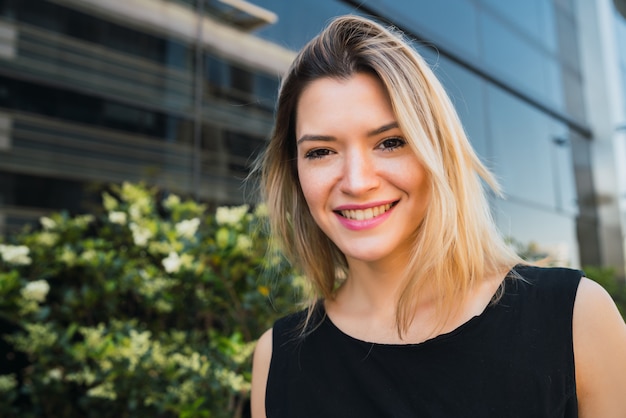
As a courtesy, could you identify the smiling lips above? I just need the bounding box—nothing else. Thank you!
[337,202,395,221]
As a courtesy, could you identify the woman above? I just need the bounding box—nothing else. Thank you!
[251,15,626,417]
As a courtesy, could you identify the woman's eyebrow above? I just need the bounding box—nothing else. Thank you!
[297,122,399,145]
[367,122,399,137]
[296,134,335,145]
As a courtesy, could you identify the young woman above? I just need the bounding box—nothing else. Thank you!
[251,15,626,417]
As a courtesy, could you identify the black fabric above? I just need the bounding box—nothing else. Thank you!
[266,265,583,417]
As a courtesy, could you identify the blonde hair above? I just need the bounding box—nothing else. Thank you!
[258,15,522,335]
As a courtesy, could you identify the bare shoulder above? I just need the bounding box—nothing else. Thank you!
[251,328,273,418]
[573,277,626,418]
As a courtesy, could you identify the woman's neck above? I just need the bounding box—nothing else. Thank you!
[338,252,415,312]
[325,262,511,344]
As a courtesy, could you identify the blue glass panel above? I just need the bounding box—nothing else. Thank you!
[555,9,580,71]
[434,56,489,162]
[551,124,579,215]
[363,0,480,59]
[488,85,578,214]
[487,85,556,208]
[554,0,574,14]
[562,69,585,121]
[480,13,562,108]
[481,0,557,51]
[622,67,626,110]
[252,0,355,50]
[545,58,565,109]
[615,11,626,68]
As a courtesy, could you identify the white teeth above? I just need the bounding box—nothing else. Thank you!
[340,203,393,220]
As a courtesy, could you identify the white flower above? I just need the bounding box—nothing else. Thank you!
[235,234,253,254]
[162,252,182,274]
[129,223,153,247]
[162,252,194,274]
[37,232,59,247]
[81,249,97,263]
[60,247,77,267]
[163,194,181,209]
[21,280,50,302]
[39,216,56,231]
[216,205,249,226]
[129,204,142,221]
[48,368,62,381]
[0,244,32,265]
[175,218,200,239]
[102,192,118,211]
[108,211,127,225]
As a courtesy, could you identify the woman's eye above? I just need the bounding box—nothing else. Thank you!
[304,148,333,159]
[378,137,406,151]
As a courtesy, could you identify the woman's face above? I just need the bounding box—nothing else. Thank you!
[295,72,430,267]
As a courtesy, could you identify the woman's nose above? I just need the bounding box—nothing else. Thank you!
[339,151,380,195]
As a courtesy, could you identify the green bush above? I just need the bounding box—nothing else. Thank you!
[0,182,302,417]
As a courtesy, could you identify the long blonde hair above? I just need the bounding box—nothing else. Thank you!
[258,15,522,335]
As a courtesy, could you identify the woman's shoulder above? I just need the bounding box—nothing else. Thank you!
[491,264,584,321]
[252,308,309,363]
[511,264,584,285]
[573,277,626,416]
[506,264,584,299]
[273,308,310,332]
[250,306,323,417]
[272,302,327,341]
[251,327,273,418]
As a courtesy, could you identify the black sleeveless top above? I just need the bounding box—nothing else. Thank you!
[266,266,583,417]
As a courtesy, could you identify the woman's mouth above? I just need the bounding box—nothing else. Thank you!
[338,202,396,221]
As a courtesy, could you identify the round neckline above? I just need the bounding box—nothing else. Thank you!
[317,266,523,348]
[320,302,496,348]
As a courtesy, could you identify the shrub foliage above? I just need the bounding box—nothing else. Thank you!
[0,183,301,417]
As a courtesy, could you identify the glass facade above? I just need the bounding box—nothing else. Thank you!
[0,0,624,272]
[0,0,280,233]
